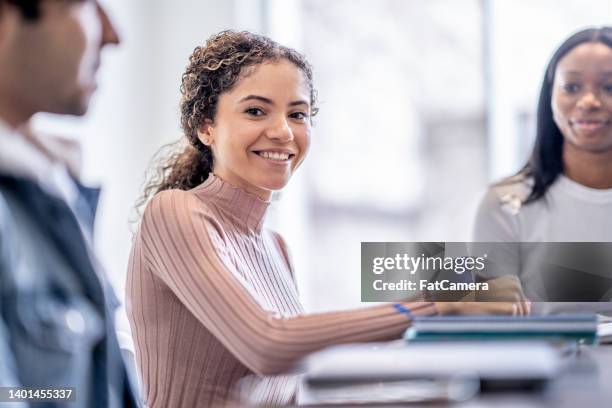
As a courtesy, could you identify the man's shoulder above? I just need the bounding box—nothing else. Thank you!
[0,183,18,274]
[0,175,49,221]
[0,177,38,244]
[0,174,75,250]
[0,178,18,230]
[0,189,8,234]
[0,173,39,197]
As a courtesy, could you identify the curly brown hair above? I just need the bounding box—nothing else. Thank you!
[136,30,318,214]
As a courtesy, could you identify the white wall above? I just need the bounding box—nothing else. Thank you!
[485,0,612,180]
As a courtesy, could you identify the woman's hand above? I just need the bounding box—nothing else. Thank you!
[434,275,531,316]
[434,300,531,316]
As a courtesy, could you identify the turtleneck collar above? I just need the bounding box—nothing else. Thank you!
[192,173,271,232]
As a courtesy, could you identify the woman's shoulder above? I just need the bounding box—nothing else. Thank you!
[139,189,227,247]
[482,173,534,216]
[142,188,218,227]
[473,174,532,241]
[146,188,210,211]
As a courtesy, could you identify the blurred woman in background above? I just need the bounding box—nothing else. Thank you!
[474,27,612,308]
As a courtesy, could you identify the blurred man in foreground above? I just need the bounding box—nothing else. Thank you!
[0,0,136,406]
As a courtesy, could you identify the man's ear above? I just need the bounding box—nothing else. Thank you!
[196,119,214,146]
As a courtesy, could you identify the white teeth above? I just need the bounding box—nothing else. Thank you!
[258,151,290,161]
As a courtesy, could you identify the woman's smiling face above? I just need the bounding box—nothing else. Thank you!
[552,41,612,153]
[199,59,312,200]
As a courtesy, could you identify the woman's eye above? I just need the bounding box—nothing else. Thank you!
[289,111,308,121]
[563,83,580,93]
[603,84,612,93]
[245,107,265,117]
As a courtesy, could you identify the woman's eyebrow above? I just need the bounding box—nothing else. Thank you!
[559,70,583,75]
[238,95,310,107]
[560,68,612,74]
[239,95,274,105]
[288,100,309,107]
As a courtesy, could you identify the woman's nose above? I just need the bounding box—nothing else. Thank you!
[577,92,603,110]
[265,117,294,142]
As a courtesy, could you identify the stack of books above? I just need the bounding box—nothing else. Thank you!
[404,314,598,343]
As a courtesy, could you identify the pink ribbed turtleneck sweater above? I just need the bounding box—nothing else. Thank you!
[127,174,436,407]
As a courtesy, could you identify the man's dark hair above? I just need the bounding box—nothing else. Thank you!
[0,0,42,20]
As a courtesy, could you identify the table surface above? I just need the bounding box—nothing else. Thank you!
[297,344,612,407]
[471,344,612,408]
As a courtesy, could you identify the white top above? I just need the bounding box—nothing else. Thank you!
[473,174,612,310]
[473,174,612,242]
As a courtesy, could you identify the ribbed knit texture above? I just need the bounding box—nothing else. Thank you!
[127,174,436,407]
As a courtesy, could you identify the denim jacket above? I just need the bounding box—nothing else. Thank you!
[0,175,136,408]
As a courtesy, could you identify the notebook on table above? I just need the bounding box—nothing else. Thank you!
[404,314,598,343]
[300,341,561,405]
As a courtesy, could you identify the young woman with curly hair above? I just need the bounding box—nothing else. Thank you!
[127,30,524,407]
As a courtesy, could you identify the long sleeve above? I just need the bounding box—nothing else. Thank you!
[0,319,29,408]
[472,187,522,282]
[0,196,19,387]
[473,188,519,243]
[0,289,23,391]
[0,317,24,394]
[0,198,28,408]
[139,189,436,376]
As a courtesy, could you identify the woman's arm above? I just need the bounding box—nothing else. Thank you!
[139,190,436,376]
[473,187,520,243]
[471,187,529,311]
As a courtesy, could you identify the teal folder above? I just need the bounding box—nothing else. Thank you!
[404,314,597,344]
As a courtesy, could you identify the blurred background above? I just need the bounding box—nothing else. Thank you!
[31,0,612,331]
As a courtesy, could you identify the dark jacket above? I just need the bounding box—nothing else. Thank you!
[0,174,137,407]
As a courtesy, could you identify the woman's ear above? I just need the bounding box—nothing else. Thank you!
[197,119,214,146]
